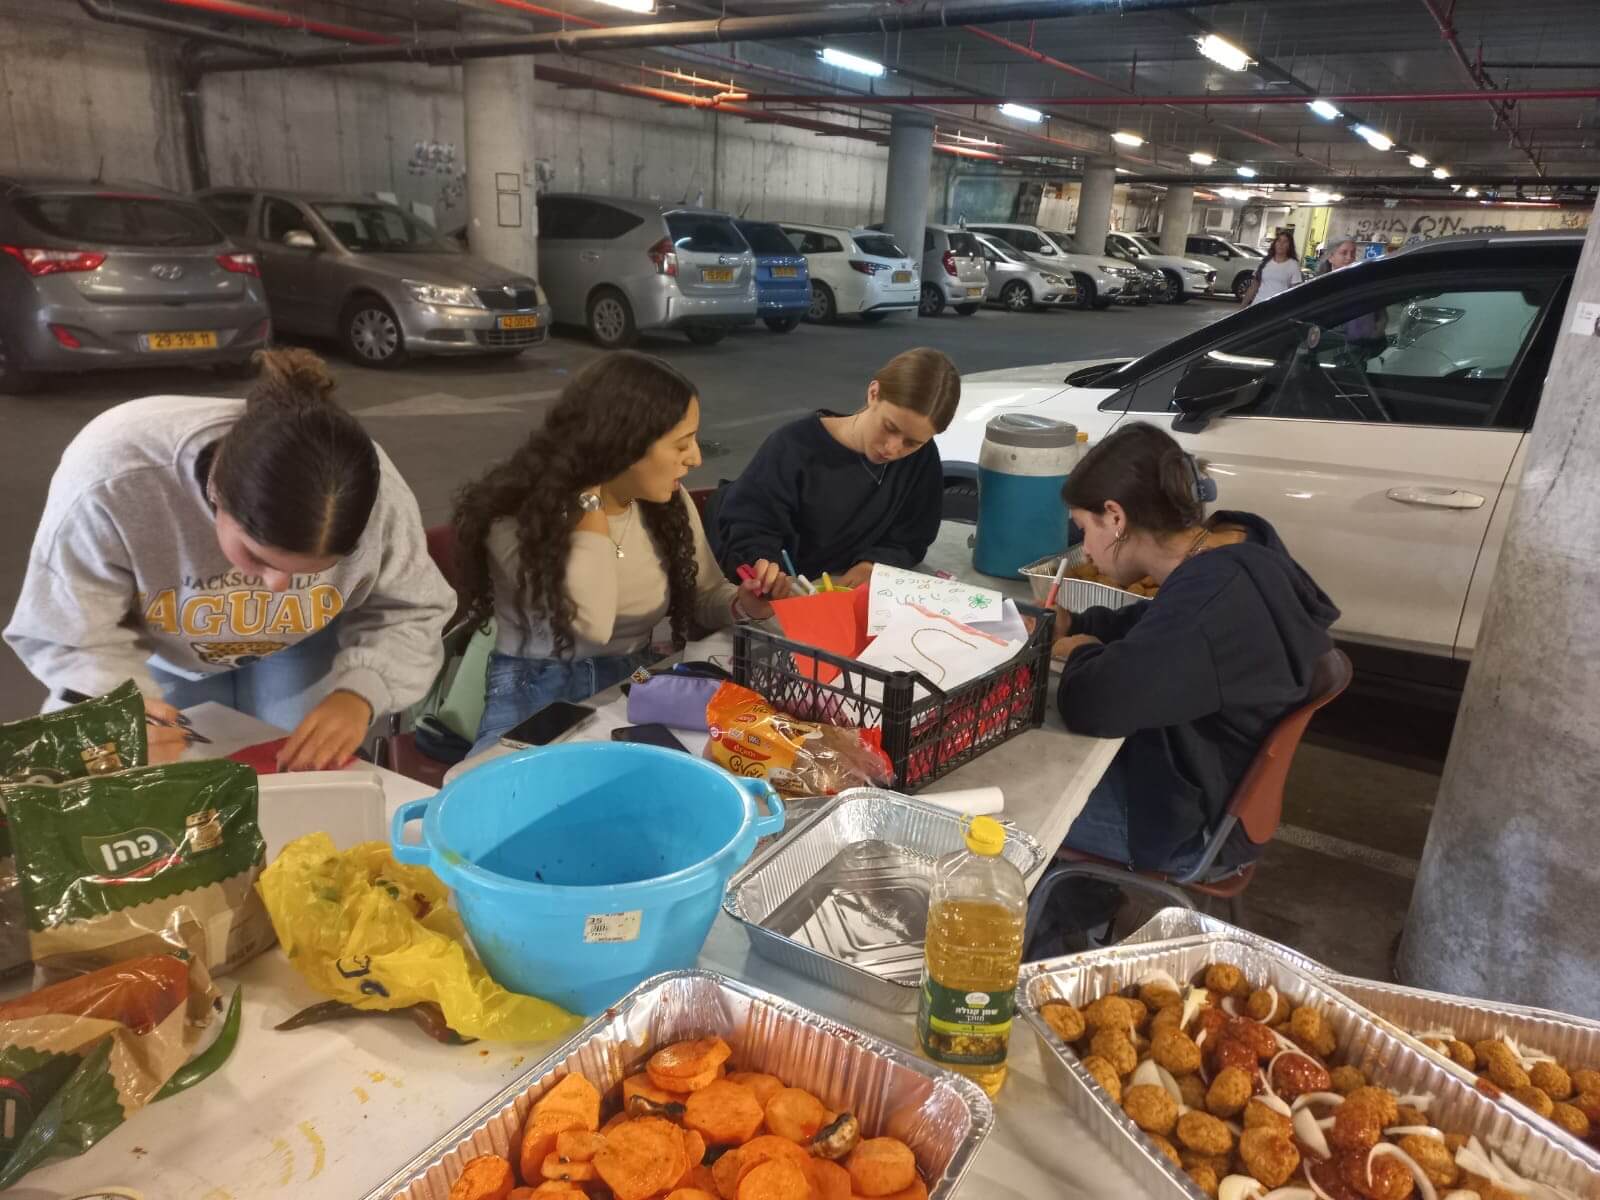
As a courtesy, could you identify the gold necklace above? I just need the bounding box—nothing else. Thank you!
[607,500,634,559]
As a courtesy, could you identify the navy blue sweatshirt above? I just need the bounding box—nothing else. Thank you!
[1058,512,1339,869]
[708,412,943,580]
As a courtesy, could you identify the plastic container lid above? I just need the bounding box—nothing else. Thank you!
[1076,430,1089,443]
[965,815,1007,856]
[983,413,1077,449]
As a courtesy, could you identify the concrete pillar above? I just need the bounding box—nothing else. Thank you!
[463,19,539,277]
[882,112,934,270]
[1159,187,1195,257]
[1396,211,1600,1018]
[1074,162,1115,257]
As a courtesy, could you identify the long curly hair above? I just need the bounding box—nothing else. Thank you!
[454,352,700,656]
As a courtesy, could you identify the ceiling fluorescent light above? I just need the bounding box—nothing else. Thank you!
[1308,190,1332,204]
[1115,167,1133,174]
[1112,131,1144,147]
[1408,153,1428,168]
[1196,33,1252,72]
[1329,193,1344,202]
[1306,100,1341,121]
[1464,187,1480,198]
[1433,166,1450,180]
[1189,151,1216,165]
[595,0,655,11]
[1236,166,1257,178]
[999,102,1044,123]
[1353,125,1393,151]
[819,47,885,77]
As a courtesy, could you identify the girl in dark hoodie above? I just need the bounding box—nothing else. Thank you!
[1053,422,1340,875]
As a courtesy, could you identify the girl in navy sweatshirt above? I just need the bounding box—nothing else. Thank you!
[1054,422,1339,874]
[709,348,959,590]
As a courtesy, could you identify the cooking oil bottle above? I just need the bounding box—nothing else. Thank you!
[915,815,1027,1097]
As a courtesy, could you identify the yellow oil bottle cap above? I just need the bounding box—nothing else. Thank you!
[965,815,1006,856]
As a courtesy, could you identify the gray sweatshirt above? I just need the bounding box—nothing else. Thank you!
[5,395,454,716]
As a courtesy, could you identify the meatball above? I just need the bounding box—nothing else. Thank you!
[1085,995,1137,1032]
[1148,1134,1183,1169]
[1228,1018,1281,1062]
[1551,1101,1592,1138]
[1206,1066,1254,1118]
[1186,1163,1220,1197]
[1123,1084,1179,1135]
[1573,1093,1600,1125]
[1039,1000,1086,1044]
[1327,1102,1384,1155]
[1330,1066,1367,1095]
[1482,1043,1532,1091]
[1151,1029,1204,1076]
[1081,1054,1123,1103]
[1392,1105,1429,1128]
[1239,1126,1301,1189]
[1338,1148,1415,1200]
[1179,1073,1208,1112]
[1125,997,1150,1031]
[1399,1134,1458,1189]
[1308,1156,1367,1200]
[1447,1039,1478,1071]
[1285,1007,1338,1059]
[1150,1006,1184,1039]
[1176,1111,1234,1157]
[1181,1149,1232,1178]
[1090,1027,1138,1077]
[1341,1087,1400,1128]
[1140,983,1183,1012]
[1511,1085,1555,1117]
[1571,1068,1600,1096]
[1243,1098,1294,1136]
[1247,988,1286,1024]
[1195,1006,1230,1042]
[1271,1052,1333,1102]
[1204,963,1249,999]
[1530,1060,1573,1100]
[1213,1038,1260,1075]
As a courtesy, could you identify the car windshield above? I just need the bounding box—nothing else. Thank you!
[1232,242,1262,257]
[737,222,796,256]
[853,233,905,259]
[312,202,449,252]
[982,238,1023,264]
[947,232,982,257]
[17,194,220,247]
[666,213,744,253]
[1126,234,1162,256]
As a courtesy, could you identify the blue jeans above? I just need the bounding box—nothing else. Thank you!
[1065,773,1253,879]
[149,619,342,731]
[470,650,655,757]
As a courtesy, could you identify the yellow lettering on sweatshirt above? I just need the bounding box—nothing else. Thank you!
[144,589,179,634]
[181,595,226,637]
[266,594,309,635]
[227,590,273,636]
[308,584,344,631]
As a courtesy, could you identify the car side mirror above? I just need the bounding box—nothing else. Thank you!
[283,229,317,250]
[1170,352,1273,433]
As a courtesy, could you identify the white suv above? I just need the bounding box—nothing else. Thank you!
[1186,233,1262,302]
[967,223,1142,310]
[780,223,919,324]
[1104,231,1215,302]
[935,231,1584,685]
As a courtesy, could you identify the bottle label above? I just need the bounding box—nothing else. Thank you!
[917,976,1015,1067]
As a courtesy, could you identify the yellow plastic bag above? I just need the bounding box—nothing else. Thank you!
[257,834,580,1042]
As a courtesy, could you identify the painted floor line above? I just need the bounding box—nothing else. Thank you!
[1276,823,1420,880]
[706,406,812,431]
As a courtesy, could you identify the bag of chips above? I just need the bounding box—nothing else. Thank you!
[704,682,892,798]
[4,760,274,1011]
[0,682,150,974]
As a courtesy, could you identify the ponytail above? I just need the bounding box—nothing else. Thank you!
[208,348,380,557]
[1062,421,1210,535]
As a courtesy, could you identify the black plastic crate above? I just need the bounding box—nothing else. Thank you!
[730,603,1056,792]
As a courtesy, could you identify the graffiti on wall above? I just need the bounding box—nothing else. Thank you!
[1343,206,1589,247]
[407,140,467,212]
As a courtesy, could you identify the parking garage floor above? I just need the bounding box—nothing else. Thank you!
[0,298,1442,979]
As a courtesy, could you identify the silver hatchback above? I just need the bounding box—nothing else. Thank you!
[0,177,270,394]
[537,195,756,348]
[197,188,551,368]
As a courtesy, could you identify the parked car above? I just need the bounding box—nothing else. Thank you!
[196,187,548,367]
[780,224,918,323]
[1104,231,1215,302]
[968,223,1139,310]
[914,225,989,317]
[0,176,269,393]
[1186,233,1264,301]
[936,231,1584,686]
[734,219,810,333]
[970,233,1083,312]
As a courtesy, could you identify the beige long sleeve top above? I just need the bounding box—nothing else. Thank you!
[488,489,740,660]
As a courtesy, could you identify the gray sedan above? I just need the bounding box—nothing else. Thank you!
[971,233,1084,311]
[197,188,551,367]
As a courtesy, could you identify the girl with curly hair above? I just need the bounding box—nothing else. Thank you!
[455,352,780,754]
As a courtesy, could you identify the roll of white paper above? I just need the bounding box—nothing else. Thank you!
[918,786,1004,816]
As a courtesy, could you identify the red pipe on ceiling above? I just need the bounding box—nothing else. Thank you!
[157,0,397,44]
[1417,0,1541,171]
[491,1,603,28]
[722,87,1600,107]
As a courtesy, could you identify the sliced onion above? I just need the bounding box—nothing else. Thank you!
[1489,1148,1535,1196]
[1367,1142,1439,1200]
[1271,1028,1303,1056]
[1138,967,1183,995]
[1155,1063,1185,1106]
[1219,1174,1267,1200]
[1316,1117,1336,1131]
[1294,1106,1331,1159]
[1440,1192,1483,1200]
[1222,995,1241,1017]
[1225,1118,1244,1137]
[1456,1137,1533,1195]
[1292,1091,1346,1113]
[1181,986,1211,1032]
[1131,1059,1165,1092]
[1396,1092,1436,1113]
[1502,1033,1557,1068]
[1257,1092,1293,1118]
[1261,1190,1316,1200]
[1196,1027,1210,1050]
[1386,1125,1445,1140]
[1414,1026,1457,1041]
[1262,984,1282,1023]
[1303,1159,1337,1200]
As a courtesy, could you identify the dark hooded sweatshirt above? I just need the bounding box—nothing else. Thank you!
[1058,512,1339,870]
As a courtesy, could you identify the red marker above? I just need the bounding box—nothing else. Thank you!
[736,564,769,598]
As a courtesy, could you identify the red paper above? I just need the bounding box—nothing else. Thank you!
[227,737,357,774]
[770,588,871,684]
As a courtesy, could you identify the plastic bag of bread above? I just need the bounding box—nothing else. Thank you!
[704,683,892,798]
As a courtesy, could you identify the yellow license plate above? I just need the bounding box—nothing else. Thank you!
[892,270,912,284]
[772,266,799,279]
[702,268,734,283]
[144,330,217,351]
[967,286,985,297]
[497,314,540,330]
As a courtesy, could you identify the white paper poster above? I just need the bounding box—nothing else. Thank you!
[867,564,1004,635]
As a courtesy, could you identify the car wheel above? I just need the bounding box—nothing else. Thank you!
[942,479,979,524]
[860,311,889,324]
[919,284,945,317]
[806,281,837,324]
[684,324,727,346]
[1070,275,1096,311]
[342,297,408,367]
[953,305,979,316]
[1001,281,1034,312]
[1157,270,1183,304]
[587,287,638,349]
[0,338,43,394]
[1232,272,1253,302]
[763,316,800,333]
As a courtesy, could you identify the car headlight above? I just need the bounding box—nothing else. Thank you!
[1043,274,1070,286]
[404,280,481,307]
[1183,267,1208,276]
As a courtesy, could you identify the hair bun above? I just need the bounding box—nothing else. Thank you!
[248,347,338,410]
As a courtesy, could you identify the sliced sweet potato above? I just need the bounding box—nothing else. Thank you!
[763,1088,828,1143]
[727,1072,784,1108]
[712,1147,744,1199]
[448,1155,516,1200]
[682,1127,708,1167]
[518,1113,587,1186]
[666,1191,721,1200]
[624,1071,683,1108]
[554,1130,607,1163]
[601,1111,630,1134]
[593,1116,689,1200]
[650,1059,723,1094]
[534,1074,602,1129]
[525,1186,583,1198]
[507,1190,537,1200]
[873,1179,929,1200]
[734,1135,814,1183]
[540,1152,596,1183]
[686,1080,767,1146]
[680,1162,721,1193]
[651,1036,734,1081]
[737,1158,813,1200]
[845,1138,918,1198]
[810,1158,853,1200]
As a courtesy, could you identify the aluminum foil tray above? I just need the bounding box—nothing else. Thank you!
[1019,933,1600,1200]
[365,967,993,1200]
[1020,546,1144,612]
[1328,973,1600,1170]
[722,788,1047,1011]
[1118,905,1333,978]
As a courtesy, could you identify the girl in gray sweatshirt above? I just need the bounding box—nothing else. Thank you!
[4,349,453,770]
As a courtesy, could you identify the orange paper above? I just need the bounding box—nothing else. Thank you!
[770,588,870,684]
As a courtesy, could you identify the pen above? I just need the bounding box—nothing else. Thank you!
[1044,554,1071,611]
[796,574,818,595]
[780,548,799,580]
[735,563,770,599]
[820,572,835,593]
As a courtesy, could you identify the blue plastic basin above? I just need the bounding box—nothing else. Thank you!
[390,743,784,1013]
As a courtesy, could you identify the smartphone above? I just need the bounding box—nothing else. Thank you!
[500,701,595,748]
[611,723,689,754]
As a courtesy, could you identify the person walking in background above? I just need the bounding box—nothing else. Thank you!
[1242,230,1304,305]
[1318,237,1360,274]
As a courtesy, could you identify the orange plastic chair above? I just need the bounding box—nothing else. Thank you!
[1023,647,1352,950]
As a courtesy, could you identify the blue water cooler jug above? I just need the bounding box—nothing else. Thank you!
[973,414,1078,578]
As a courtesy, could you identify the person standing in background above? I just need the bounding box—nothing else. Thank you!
[1242,231,1304,305]
[1318,237,1360,274]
